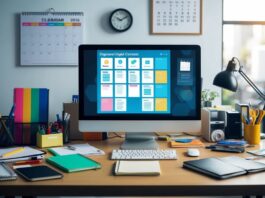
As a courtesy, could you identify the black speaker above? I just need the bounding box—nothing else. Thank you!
[224,111,242,139]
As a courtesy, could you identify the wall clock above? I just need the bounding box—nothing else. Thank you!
[109,8,133,32]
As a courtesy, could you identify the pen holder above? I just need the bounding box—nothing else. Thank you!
[37,133,63,148]
[244,124,261,145]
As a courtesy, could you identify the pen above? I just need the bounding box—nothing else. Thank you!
[1,147,25,158]
[67,145,76,150]
[205,145,216,149]
[14,159,42,165]
[31,156,44,160]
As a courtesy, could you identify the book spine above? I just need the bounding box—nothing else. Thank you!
[31,88,39,122]
[14,88,23,123]
[39,89,49,122]
[23,88,31,123]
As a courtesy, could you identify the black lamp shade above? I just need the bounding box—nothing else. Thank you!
[213,70,238,92]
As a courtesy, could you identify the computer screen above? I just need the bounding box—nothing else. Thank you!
[79,45,201,133]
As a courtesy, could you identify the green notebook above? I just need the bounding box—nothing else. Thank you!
[46,154,101,173]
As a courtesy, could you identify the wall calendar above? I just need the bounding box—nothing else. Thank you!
[151,0,202,35]
[20,11,84,66]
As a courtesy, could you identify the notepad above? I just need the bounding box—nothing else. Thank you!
[114,161,161,176]
[0,163,17,181]
[46,154,101,173]
[48,143,105,156]
[170,139,205,148]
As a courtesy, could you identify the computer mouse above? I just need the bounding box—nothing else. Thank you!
[187,148,200,157]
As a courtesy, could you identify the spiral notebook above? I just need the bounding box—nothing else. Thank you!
[20,11,84,66]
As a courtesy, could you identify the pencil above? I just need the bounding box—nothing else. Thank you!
[1,147,25,158]
[14,159,42,165]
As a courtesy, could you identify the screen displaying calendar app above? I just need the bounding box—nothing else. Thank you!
[97,50,171,114]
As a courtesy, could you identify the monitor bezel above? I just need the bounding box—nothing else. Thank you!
[79,45,201,120]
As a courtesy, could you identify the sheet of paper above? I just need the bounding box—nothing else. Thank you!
[49,143,105,156]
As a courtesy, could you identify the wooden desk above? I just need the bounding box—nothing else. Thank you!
[1,138,265,197]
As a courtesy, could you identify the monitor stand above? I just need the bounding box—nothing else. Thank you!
[121,132,159,150]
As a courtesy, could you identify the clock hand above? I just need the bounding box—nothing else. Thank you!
[121,16,128,20]
[115,16,122,21]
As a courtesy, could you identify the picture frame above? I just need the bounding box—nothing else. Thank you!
[151,0,202,35]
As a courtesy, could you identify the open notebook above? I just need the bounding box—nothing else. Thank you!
[183,156,265,179]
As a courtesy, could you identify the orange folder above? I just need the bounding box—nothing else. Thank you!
[170,139,205,148]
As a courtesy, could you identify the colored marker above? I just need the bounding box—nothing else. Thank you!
[14,159,42,165]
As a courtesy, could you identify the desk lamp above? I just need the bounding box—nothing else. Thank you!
[213,57,265,110]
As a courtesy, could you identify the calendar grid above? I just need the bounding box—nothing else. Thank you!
[151,0,202,35]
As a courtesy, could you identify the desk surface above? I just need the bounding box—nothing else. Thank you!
[1,138,265,197]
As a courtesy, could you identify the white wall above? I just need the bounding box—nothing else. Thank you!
[0,0,222,120]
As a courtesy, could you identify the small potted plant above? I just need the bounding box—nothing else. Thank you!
[201,89,219,107]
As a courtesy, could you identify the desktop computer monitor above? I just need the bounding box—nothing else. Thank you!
[79,45,201,149]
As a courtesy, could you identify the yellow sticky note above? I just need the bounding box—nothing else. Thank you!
[155,71,167,83]
[155,98,167,111]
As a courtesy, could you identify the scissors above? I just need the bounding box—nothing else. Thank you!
[249,109,259,125]
[256,110,265,125]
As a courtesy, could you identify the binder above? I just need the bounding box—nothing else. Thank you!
[0,146,45,163]
[14,88,49,123]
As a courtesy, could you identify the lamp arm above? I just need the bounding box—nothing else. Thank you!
[238,67,265,101]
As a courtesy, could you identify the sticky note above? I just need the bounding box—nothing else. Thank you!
[101,98,113,111]
[155,70,167,84]
[155,84,167,97]
[155,58,167,69]
[155,98,167,111]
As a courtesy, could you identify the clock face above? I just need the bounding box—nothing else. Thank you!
[110,9,133,32]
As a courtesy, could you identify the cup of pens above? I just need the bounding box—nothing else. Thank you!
[242,108,265,145]
[244,124,261,145]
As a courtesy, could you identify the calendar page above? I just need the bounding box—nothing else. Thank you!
[20,12,84,66]
[151,0,202,34]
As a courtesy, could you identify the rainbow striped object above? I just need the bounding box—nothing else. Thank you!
[14,88,49,123]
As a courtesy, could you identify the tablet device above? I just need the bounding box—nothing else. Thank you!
[15,165,63,181]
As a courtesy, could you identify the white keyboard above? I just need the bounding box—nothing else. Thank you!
[111,149,177,160]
